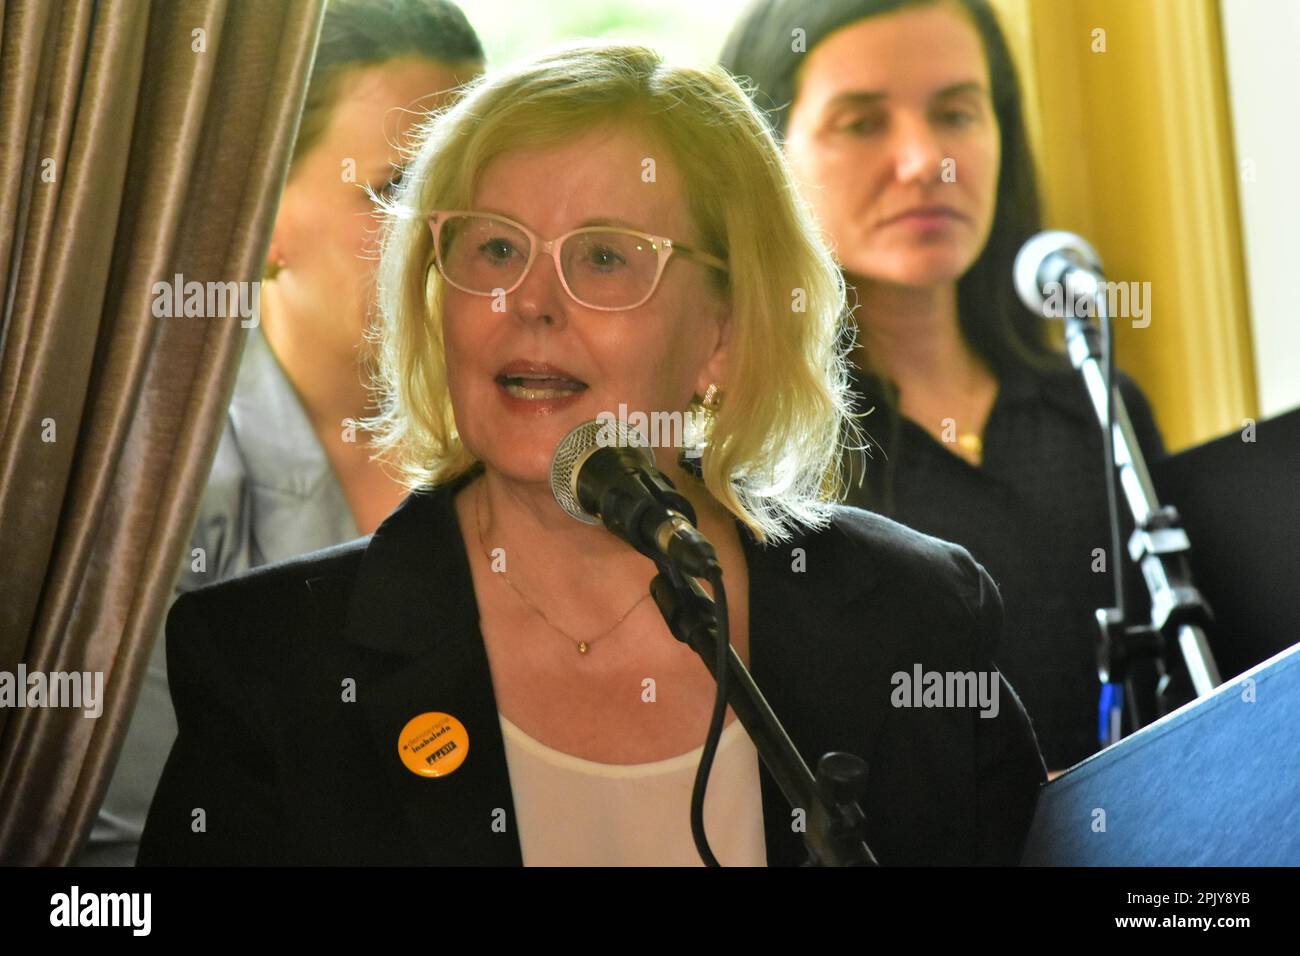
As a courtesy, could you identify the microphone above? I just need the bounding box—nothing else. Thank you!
[549,419,720,578]
[1014,229,1105,317]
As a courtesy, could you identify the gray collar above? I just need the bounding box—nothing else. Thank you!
[229,324,340,500]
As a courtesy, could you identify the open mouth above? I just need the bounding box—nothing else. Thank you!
[494,372,588,400]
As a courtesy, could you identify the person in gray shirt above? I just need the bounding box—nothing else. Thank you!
[78,0,485,865]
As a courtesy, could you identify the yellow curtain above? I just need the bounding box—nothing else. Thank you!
[991,0,1258,451]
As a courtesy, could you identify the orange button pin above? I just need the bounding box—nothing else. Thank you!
[398,712,469,778]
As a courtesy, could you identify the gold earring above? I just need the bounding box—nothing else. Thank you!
[680,383,721,475]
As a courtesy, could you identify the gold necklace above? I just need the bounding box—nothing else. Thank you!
[473,482,651,655]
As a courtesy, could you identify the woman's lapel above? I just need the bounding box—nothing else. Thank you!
[341,472,523,865]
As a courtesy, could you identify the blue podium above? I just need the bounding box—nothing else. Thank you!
[1021,642,1300,865]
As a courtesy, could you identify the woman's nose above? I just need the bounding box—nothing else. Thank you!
[510,248,568,328]
[892,114,945,185]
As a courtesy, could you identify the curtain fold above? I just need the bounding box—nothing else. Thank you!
[0,0,326,864]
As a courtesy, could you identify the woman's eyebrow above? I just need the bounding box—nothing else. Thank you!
[824,81,988,112]
[932,81,989,101]
[470,205,521,222]
[576,216,642,230]
[824,90,888,112]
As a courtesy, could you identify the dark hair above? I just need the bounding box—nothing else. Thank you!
[719,0,1059,381]
[292,0,485,169]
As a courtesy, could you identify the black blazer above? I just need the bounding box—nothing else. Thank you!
[139,468,1046,866]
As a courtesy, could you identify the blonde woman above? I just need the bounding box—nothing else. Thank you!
[140,43,1045,867]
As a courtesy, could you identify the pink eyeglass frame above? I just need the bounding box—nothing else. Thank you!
[428,209,729,311]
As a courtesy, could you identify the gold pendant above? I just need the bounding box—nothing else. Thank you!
[957,433,984,464]
[577,641,589,655]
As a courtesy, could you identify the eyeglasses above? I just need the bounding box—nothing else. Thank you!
[428,210,728,311]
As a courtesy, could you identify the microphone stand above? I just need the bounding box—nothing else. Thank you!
[648,558,878,866]
[1061,273,1221,737]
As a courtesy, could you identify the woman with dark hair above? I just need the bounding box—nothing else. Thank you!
[721,0,1167,772]
[79,0,484,866]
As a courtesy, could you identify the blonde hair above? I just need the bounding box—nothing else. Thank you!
[367,41,858,543]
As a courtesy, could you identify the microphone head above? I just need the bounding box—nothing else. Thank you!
[1014,230,1103,316]
[550,418,654,524]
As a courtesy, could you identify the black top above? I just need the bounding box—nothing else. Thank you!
[139,467,1046,866]
[843,361,1167,769]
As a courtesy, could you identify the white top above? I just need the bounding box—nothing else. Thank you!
[498,714,768,866]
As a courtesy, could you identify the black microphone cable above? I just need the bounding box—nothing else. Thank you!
[686,563,729,868]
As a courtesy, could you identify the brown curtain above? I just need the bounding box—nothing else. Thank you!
[0,0,325,865]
